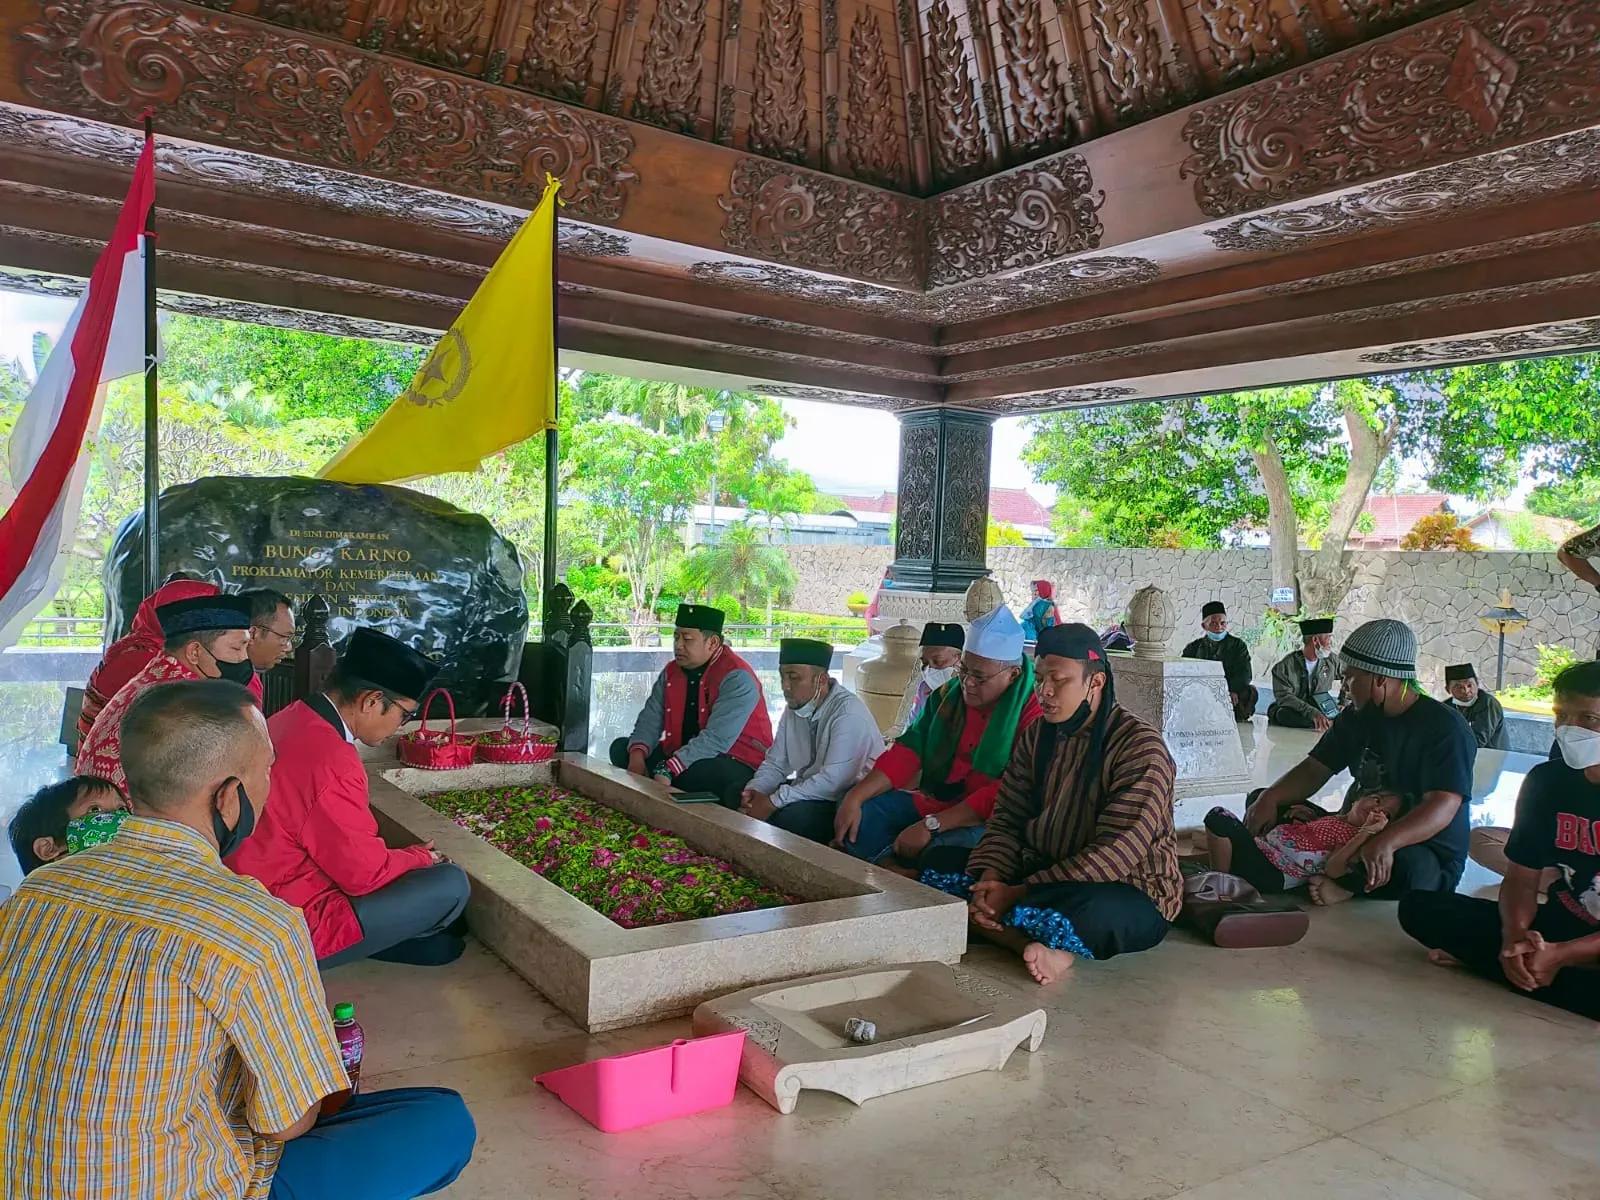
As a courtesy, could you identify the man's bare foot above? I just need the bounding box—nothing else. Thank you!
[1427,949,1463,968]
[1022,942,1076,985]
[1308,875,1354,906]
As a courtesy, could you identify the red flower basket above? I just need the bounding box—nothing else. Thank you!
[396,688,476,771]
[473,682,556,765]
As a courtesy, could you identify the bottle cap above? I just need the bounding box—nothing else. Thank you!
[333,1002,355,1021]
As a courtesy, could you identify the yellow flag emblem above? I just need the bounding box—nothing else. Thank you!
[320,177,561,484]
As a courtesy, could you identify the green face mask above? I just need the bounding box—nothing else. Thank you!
[65,809,129,855]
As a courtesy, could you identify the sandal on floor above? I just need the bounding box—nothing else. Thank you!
[1180,870,1309,949]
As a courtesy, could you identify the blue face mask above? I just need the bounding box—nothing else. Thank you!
[1205,630,1228,642]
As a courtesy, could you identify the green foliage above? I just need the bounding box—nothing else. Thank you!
[846,589,870,608]
[988,518,1027,547]
[1527,474,1600,525]
[159,316,425,428]
[681,521,798,621]
[1502,643,1583,705]
[1497,511,1561,552]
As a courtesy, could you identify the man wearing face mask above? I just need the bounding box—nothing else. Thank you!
[921,623,1181,985]
[228,628,470,968]
[0,680,478,1200]
[78,594,257,792]
[740,639,882,834]
[832,605,1042,867]
[1181,601,1258,721]
[1443,662,1508,750]
[1399,661,1600,1020]
[904,622,965,728]
[1267,618,1341,730]
[1246,619,1476,903]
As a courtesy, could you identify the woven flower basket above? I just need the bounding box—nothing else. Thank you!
[473,682,556,764]
[396,688,476,771]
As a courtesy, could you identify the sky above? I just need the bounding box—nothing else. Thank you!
[0,288,1051,499]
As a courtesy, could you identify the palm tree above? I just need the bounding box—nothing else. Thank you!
[686,521,797,628]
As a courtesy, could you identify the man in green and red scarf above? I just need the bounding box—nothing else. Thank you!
[822,605,1042,870]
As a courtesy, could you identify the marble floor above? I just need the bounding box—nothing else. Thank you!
[5,688,1590,1199]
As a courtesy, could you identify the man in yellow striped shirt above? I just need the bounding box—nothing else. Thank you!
[0,680,475,1199]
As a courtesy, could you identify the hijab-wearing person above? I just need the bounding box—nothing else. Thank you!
[1021,581,1061,643]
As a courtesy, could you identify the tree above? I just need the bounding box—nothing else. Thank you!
[1024,354,1600,614]
[682,521,798,623]
[159,316,425,427]
[1528,474,1600,525]
[988,518,1027,547]
[1399,511,1482,551]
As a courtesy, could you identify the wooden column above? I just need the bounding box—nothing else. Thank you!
[890,409,994,593]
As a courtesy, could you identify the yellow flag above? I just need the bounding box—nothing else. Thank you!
[320,179,560,484]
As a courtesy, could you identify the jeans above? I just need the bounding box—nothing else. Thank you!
[269,1087,476,1199]
[845,790,985,863]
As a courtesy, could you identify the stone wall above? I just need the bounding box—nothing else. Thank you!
[784,544,894,615]
[987,547,1600,689]
[779,544,1599,689]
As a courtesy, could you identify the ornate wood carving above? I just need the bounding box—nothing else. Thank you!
[1196,0,1288,81]
[845,11,903,190]
[995,0,1071,157]
[16,0,639,222]
[717,158,924,285]
[1088,0,1171,119]
[1343,0,1461,37]
[632,0,709,134]
[1204,128,1600,251]
[936,415,992,566]
[519,0,605,102]
[715,0,744,145]
[391,0,483,69]
[972,384,1138,410]
[257,0,351,34]
[894,420,940,561]
[1182,0,1600,216]
[927,154,1103,287]
[750,0,808,163]
[1360,318,1600,366]
[924,0,986,186]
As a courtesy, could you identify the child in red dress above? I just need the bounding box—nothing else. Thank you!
[1204,789,1406,904]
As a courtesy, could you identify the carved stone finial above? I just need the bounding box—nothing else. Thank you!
[570,599,594,645]
[963,577,1005,623]
[1126,585,1178,659]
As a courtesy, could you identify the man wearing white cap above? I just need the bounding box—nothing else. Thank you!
[1245,619,1477,903]
[828,606,1042,869]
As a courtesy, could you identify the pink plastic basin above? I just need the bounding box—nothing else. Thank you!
[535,1030,746,1132]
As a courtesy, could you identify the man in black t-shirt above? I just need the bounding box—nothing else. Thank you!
[1245,619,1476,903]
[1399,661,1600,1020]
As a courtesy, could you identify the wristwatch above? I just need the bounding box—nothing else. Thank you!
[923,814,943,833]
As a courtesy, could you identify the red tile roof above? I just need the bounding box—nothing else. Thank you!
[1348,494,1450,547]
[842,488,1052,527]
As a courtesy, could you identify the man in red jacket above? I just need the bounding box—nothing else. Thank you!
[228,627,470,968]
[609,604,773,808]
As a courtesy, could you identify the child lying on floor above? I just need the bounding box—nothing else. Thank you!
[1203,789,1406,905]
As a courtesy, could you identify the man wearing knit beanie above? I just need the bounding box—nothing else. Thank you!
[1244,619,1477,904]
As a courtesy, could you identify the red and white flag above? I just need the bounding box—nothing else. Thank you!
[0,138,156,648]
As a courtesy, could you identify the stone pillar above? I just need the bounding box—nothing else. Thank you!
[890,409,993,594]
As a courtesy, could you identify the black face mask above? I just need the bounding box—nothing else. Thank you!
[213,780,256,858]
[214,656,257,688]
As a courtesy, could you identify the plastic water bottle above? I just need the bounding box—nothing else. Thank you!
[321,1002,364,1115]
[333,1002,364,1092]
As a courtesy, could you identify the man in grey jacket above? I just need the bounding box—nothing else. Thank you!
[1267,618,1342,730]
[740,639,884,841]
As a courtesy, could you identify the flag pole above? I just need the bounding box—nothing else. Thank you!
[541,184,559,623]
[140,112,160,598]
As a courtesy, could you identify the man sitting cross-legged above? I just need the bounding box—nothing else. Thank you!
[609,604,772,808]
[1245,619,1476,904]
[739,638,883,831]
[1399,660,1600,1021]
[826,605,1041,870]
[229,628,471,969]
[0,679,476,1200]
[921,623,1182,984]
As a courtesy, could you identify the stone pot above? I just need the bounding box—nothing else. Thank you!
[858,621,922,734]
[1127,585,1178,660]
[964,578,1005,622]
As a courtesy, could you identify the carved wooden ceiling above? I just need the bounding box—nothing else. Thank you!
[1,0,1598,415]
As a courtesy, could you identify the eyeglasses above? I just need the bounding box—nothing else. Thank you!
[957,666,1008,685]
[251,624,299,647]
